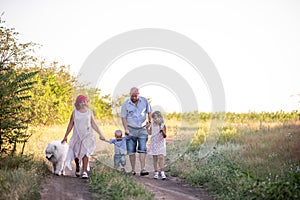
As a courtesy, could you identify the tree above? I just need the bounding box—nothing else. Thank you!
[0,14,37,156]
[24,61,76,125]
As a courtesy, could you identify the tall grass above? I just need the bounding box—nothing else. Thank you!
[2,114,299,199]
[0,155,49,200]
[169,119,300,199]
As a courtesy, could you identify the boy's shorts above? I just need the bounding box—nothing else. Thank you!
[114,154,126,168]
[126,127,148,155]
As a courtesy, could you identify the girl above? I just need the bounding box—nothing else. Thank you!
[147,111,167,180]
[62,95,105,178]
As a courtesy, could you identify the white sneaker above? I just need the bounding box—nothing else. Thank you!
[161,171,166,180]
[153,172,159,179]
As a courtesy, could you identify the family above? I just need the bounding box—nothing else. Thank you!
[61,87,167,180]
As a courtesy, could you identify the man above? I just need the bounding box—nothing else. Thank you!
[121,87,152,176]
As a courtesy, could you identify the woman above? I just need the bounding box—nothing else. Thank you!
[62,95,105,178]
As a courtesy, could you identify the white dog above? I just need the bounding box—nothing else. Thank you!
[45,141,69,176]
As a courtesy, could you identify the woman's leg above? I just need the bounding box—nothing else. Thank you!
[82,155,88,172]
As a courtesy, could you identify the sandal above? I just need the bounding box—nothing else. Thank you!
[82,172,88,179]
[140,170,149,176]
[131,171,136,175]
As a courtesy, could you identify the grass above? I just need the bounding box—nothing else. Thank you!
[1,122,154,199]
[1,116,300,199]
[169,120,300,199]
[0,155,49,200]
[89,161,154,200]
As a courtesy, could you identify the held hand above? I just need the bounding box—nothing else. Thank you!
[125,129,130,137]
[99,134,105,141]
[145,121,151,129]
[61,137,67,144]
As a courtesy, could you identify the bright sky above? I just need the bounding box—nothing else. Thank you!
[1,0,300,113]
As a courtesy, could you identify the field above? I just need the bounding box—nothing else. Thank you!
[0,112,299,199]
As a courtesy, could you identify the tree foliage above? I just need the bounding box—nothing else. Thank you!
[0,15,37,156]
[24,61,76,125]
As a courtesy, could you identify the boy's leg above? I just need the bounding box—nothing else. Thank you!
[114,154,120,169]
[120,155,126,172]
[120,155,126,167]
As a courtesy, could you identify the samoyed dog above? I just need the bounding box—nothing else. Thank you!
[45,141,69,176]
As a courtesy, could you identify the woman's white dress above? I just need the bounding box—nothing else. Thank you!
[65,109,96,170]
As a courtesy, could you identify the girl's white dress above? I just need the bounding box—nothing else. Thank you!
[65,109,96,170]
[148,123,166,156]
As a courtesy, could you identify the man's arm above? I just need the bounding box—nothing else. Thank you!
[121,118,130,136]
[147,112,152,123]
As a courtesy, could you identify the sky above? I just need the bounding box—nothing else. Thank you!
[1,0,300,113]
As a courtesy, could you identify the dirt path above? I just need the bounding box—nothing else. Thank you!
[40,140,213,200]
[133,172,213,200]
[40,158,213,200]
[40,167,98,200]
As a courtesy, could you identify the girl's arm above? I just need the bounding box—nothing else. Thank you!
[91,111,105,140]
[62,110,74,143]
[160,124,167,138]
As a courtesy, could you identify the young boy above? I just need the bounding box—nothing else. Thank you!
[106,130,127,172]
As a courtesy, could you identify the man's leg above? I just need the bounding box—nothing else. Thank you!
[129,154,136,173]
[139,152,146,171]
[126,134,137,174]
[138,135,149,176]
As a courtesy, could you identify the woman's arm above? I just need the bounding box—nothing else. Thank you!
[62,111,74,143]
[91,111,105,140]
